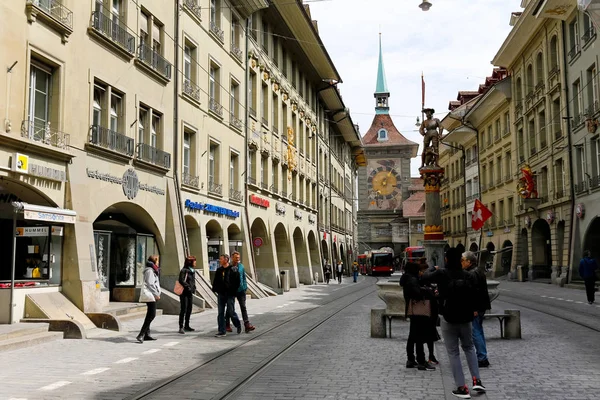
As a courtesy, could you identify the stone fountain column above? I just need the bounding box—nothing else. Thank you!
[420,165,447,268]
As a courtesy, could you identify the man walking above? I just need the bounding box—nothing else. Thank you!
[579,250,598,304]
[352,261,359,283]
[337,260,343,284]
[230,251,256,333]
[462,251,491,368]
[211,254,242,337]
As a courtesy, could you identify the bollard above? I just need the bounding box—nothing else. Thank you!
[370,308,387,338]
[314,272,319,285]
[504,309,521,339]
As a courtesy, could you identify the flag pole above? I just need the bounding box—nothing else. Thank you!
[421,72,425,123]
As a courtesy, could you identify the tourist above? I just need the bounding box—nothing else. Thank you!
[418,258,440,365]
[462,251,491,368]
[422,248,486,399]
[211,254,241,337]
[352,261,359,283]
[324,262,332,284]
[337,260,343,283]
[136,255,161,343]
[230,251,256,333]
[178,256,197,334]
[579,250,599,304]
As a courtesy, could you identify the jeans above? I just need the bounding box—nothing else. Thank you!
[139,302,157,337]
[472,312,488,362]
[217,294,240,333]
[337,271,342,283]
[440,319,480,387]
[353,271,358,282]
[406,338,426,364]
[584,277,596,303]
[235,290,249,323]
[179,291,193,328]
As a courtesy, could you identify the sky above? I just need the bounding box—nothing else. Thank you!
[309,0,523,176]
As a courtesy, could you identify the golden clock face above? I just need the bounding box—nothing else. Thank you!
[368,166,401,199]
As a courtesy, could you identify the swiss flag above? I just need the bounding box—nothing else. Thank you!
[471,199,492,231]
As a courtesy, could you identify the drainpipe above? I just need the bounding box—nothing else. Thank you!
[562,20,576,284]
[460,122,482,262]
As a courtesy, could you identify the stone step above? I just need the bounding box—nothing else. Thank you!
[0,331,63,353]
[0,324,49,342]
[117,308,163,322]
[105,304,148,316]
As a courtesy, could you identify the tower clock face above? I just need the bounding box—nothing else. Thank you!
[368,165,401,200]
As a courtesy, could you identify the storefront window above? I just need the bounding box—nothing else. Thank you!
[7,225,63,284]
[136,235,155,287]
[94,231,111,290]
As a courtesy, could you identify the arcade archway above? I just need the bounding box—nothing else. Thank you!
[500,240,513,276]
[531,219,552,279]
[469,243,479,252]
[274,223,295,288]
[185,215,203,271]
[321,239,329,266]
[519,228,529,266]
[582,216,600,280]
[308,231,321,281]
[293,227,311,284]
[251,218,276,288]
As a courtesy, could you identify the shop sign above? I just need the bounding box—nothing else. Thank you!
[253,237,263,247]
[576,203,585,219]
[185,199,240,218]
[308,215,315,224]
[122,168,139,200]
[13,153,29,173]
[486,230,494,237]
[29,164,66,182]
[16,226,64,237]
[275,202,286,215]
[294,210,303,220]
[249,195,270,208]
[24,210,76,224]
[546,210,555,224]
[86,168,165,197]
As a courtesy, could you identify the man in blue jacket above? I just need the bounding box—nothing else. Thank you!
[579,250,598,304]
[231,251,256,333]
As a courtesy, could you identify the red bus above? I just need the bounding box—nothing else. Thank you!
[361,248,395,276]
[402,246,425,269]
[358,254,368,275]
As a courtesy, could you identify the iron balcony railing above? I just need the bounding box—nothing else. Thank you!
[21,120,70,149]
[248,176,257,185]
[208,180,223,195]
[209,97,223,117]
[230,188,243,202]
[568,43,580,61]
[231,43,243,61]
[183,78,200,102]
[89,125,134,156]
[182,172,199,188]
[261,181,268,190]
[91,9,135,54]
[230,113,243,130]
[280,190,287,198]
[30,0,73,29]
[574,180,587,194]
[183,0,201,20]
[136,142,171,169]
[590,174,600,189]
[210,21,224,42]
[583,26,596,45]
[138,43,172,80]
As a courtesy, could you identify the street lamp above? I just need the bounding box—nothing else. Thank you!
[419,0,432,11]
[415,116,421,127]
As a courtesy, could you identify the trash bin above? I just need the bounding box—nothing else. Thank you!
[280,270,290,292]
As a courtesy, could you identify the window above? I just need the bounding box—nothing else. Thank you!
[516,77,523,101]
[487,126,492,146]
[588,65,598,112]
[517,127,524,161]
[489,160,494,186]
[140,11,149,47]
[539,110,547,149]
[496,156,502,184]
[249,13,257,40]
[184,45,192,83]
[554,159,565,198]
[262,21,269,53]
[535,52,544,86]
[526,64,533,94]
[231,16,240,48]
[291,61,297,88]
[110,92,122,133]
[210,0,220,27]
[550,36,559,70]
[261,83,268,125]
[28,63,52,132]
[573,79,582,118]
[378,129,388,141]
[138,107,147,143]
[93,84,105,127]
[576,145,586,184]
[151,114,160,148]
[261,155,268,186]
[499,200,504,224]
[209,143,218,185]
[282,103,288,135]
[282,48,288,77]
[570,19,580,55]
[504,112,510,135]
[273,37,279,66]
[508,197,514,222]
[249,150,256,181]
[540,167,548,200]
[183,130,192,176]
[505,151,511,180]
[494,119,501,140]
[249,72,256,115]
[230,80,239,119]
[528,118,536,156]
[272,161,278,192]
[272,94,279,132]
[230,153,238,191]
[209,63,220,106]
[552,98,561,139]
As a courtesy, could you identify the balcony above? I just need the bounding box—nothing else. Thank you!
[21,120,69,150]
[568,43,580,62]
[209,21,224,43]
[583,26,596,46]
[231,43,243,61]
[280,190,287,198]
[208,180,223,195]
[574,180,588,194]
[248,176,257,186]
[230,113,243,131]
[136,43,172,83]
[590,174,600,189]
[261,116,268,127]
[230,188,243,202]
[182,172,200,188]
[89,125,134,157]
[261,181,268,190]
[534,81,545,94]
[89,9,136,57]
[209,97,224,118]
[249,107,257,119]
[26,0,73,42]
[554,190,566,200]
[183,79,200,103]
[136,142,171,170]
[183,0,201,22]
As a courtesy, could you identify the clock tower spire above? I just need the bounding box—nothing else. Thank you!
[375,33,390,115]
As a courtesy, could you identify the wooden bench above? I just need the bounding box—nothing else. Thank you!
[483,309,521,339]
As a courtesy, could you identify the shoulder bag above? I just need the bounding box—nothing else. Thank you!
[174,272,187,296]
[407,299,431,317]
[139,285,155,302]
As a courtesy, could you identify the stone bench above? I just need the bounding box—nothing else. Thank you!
[371,280,406,338]
[483,309,521,339]
[371,308,406,338]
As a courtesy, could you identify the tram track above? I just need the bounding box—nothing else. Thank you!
[125,277,381,400]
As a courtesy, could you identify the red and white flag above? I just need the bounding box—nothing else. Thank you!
[471,199,492,231]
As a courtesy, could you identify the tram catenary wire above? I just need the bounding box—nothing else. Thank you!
[125,277,380,400]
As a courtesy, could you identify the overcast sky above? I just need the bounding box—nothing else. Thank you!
[309,0,523,176]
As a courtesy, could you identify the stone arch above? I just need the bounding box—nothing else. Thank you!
[469,243,479,252]
[519,228,529,266]
[582,216,600,280]
[227,222,243,255]
[184,215,203,270]
[293,227,311,284]
[332,242,338,264]
[308,231,321,281]
[531,218,552,279]
[339,243,346,273]
[500,240,513,276]
[321,238,329,265]
[274,222,295,288]
[251,217,276,288]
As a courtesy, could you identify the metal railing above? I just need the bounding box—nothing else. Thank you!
[89,125,134,156]
[568,43,580,61]
[136,142,171,169]
[21,120,70,149]
[249,107,256,118]
[574,180,587,194]
[230,113,243,130]
[183,78,200,102]
[183,0,201,20]
[209,97,223,117]
[590,174,600,189]
[30,0,73,28]
[137,43,172,80]
[90,9,135,54]
[209,21,224,42]
[230,188,243,202]
[261,181,268,190]
[280,190,287,198]
[208,180,223,195]
[182,172,199,188]
[231,44,243,61]
[583,26,596,45]
[248,176,257,185]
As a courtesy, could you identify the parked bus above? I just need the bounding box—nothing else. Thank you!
[361,248,395,276]
[357,254,368,275]
[402,246,426,269]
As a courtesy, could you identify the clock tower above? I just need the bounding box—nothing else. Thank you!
[357,34,419,256]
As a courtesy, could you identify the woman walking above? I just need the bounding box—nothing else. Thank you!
[178,256,197,334]
[400,261,436,371]
[137,255,161,343]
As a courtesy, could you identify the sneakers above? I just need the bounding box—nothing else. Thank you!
[184,326,195,332]
[405,359,418,368]
[472,378,486,393]
[417,362,436,371]
[244,322,256,333]
[214,332,227,338]
[143,335,157,341]
[237,325,242,334]
[428,355,439,365]
[178,328,185,334]
[136,334,144,344]
[478,359,490,368]
[226,325,233,333]
[451,386,471,399]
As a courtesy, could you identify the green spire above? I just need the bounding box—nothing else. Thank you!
[374,33,390,114]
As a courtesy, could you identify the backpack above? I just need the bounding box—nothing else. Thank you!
[441,271,476,324]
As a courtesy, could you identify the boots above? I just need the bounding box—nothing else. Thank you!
[178,327,185,334]
[244,321,256,333]
[184,326,195,332]
[136,332,144,343]
[144,329,156,341]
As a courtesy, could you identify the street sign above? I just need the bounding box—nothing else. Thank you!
[253,237,263,247]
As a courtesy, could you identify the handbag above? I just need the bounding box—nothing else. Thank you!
[174,272,187,295]
[407,299,431,317]
[139,285,155,303]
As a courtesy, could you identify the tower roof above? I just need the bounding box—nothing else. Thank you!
[362,114,418,154]
[375,34,389,94]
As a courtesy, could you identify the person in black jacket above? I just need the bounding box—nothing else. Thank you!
[418,258,440,365]
[178,256,197,334]
[422,248,486,399]
[462,251,491,368]
[400,262,436,371]
[579,250,599,304]
[211,254,241,337]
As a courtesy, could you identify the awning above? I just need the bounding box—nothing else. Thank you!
[13,202,77,224]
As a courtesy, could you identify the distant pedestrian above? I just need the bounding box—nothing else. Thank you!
[324,262,331,284]
[136,255,161,343]
[211,254,241,337]
[178,256,197,334]
[579,250,598,304]
[352,262,359,283]
[230,251,256,333]
[418,258,440,365]
[337,260,343,283]
[462,251,491,368]
[401,262,436,371]
[422,248,486,399]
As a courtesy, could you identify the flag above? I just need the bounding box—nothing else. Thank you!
[471,199,492,231]
[421,72,425,108]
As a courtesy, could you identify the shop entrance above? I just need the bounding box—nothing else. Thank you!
[93,203,161,302]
